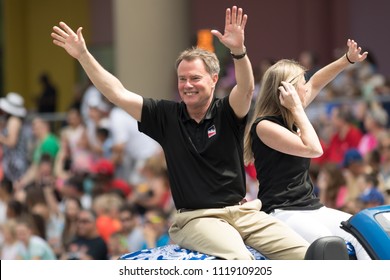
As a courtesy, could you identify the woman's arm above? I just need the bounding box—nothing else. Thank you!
[257,81,323,158]
[305,39,368,106]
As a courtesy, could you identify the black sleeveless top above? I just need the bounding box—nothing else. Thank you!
[251,115,322,213]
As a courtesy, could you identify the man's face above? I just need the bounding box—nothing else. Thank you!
[76,212,95,237]
[177,58,218,109]
[32,118,45,137]
[119,211,136,232]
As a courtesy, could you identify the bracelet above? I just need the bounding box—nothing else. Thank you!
[345,53,355,64]
[231,48,247,60]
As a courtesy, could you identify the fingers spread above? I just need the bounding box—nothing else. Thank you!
[210,29,222,40]
[236,7,243,25]
[59,21,77,37]
[225,8,231,26]
[52,39,64,47]
[53,26,69,40]
[240,14,248,30]
[51,32,66,43]
[231,6,237,25]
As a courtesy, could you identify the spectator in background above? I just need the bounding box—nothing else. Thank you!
[108,105,162,186]
[27,183,64,257]
[95,118,112,159]
[0,219,23,259]
[317,163,347,210]
[6,199,28,220]
[85,96,110,159]
[298,50,320,80]
[320,105,363,165]
[118,203,145,253]
[141,208,170,249]
[107,231,128,260]
[80,80,102,127]
[364,148,381,175]
[89,158,132,200]
[133,152,173,216]
[36,73,58,113]
[59,175,91,210]
[0,92,29,183]
[59,106,92,173]
[34,153,57,189]
[341,148,367,214]
[358,104,388,157]
[61,209,108,260]
[15,216,57,260]
[92,192,124,243]
[16,117,60,190]
[375,131,390,202]
[0,178,13,225]
[357,173,385,211]
[16,153,58,205]
[54,141,91,208]
[61,197,82,252]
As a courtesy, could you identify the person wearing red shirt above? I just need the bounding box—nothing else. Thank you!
[321,106,363,164]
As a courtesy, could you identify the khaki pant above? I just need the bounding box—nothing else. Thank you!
[169,199,309,260]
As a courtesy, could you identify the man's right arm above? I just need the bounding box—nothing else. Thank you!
[78,50,143,121]
[52,22,143,121]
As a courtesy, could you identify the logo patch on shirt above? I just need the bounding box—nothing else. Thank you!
[207,125,216,138]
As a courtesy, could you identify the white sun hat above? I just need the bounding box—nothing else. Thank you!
[0,92,27,117]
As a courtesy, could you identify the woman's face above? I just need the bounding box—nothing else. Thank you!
[295,75,308,106]
[15,223,31,244]
[65,199,81,219]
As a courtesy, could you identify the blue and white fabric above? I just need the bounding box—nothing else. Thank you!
[119,244,267,260]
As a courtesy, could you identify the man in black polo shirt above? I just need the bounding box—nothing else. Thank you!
[51,5,309,259]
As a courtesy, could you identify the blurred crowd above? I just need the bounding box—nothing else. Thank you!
[0,81,172,260]
[0,48,390,260]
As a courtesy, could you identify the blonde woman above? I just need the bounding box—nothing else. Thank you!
[244,39,371,259]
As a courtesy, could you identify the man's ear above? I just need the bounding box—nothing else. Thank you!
[212,73,219,85]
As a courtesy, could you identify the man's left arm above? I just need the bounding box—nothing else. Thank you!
[211,6,254,119]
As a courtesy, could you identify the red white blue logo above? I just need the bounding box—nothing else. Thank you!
[207,125,216,138]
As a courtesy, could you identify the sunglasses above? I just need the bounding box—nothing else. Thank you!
[287,72,305,84]
[77,218,93,224]
[120,216,132,222]
[145,216,163,224]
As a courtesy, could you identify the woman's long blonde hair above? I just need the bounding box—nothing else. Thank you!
[244,59,305,164]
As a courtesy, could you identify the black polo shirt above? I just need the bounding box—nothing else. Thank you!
[138,96,247,210]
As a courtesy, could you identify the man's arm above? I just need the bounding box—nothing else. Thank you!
[51,22,143,121]
[211,6,254,119]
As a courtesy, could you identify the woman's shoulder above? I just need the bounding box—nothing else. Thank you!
[253,115,284,126]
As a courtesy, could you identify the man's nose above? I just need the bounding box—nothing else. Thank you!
[184,79,193,87]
